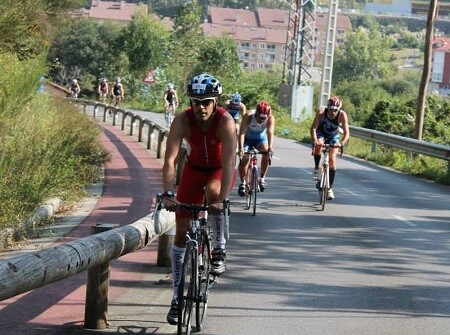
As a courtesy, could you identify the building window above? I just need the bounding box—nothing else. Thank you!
[260,43,266,49]
[241,42,250,49]
[259,53,265,59]
[267,44,276,52]
[258,64,264,69]
[252,43,257,49]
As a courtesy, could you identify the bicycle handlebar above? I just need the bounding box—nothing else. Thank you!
[243,148,273,165]
[153,193,231,236]
[311,143,344,157]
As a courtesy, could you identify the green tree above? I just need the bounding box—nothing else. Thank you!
[119,13,170,76]
[0,0,85,59]
[48,17,125,88]
[170,0,206,86]
[193,35,242,85]
[333,27,396,84]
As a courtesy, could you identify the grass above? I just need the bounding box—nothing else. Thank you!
[0,54,110,234]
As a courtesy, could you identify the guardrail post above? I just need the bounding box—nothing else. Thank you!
[84,223,115,330]
[371,142,377,154]
[138,119,144,142]
[156,130,166,159]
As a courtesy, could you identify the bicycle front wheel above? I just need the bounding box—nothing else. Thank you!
[177,243,197,335]
[196,229,212,331]
[319,165,328,211]
[252,167,258,216]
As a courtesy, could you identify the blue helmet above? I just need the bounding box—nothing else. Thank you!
[231,92,241,104]
[188,73,222,97]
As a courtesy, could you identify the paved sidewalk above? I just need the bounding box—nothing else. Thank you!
[0,120,177,334]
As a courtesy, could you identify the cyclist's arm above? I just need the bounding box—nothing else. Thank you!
[310,108,324,144]
[174,90,179,106]
[238,112,250,152]
[217,113,237,201]
[339,110,350,146]
[267,114,275,150]
[162,113,185,192]
[120,84,124,98]
[240,103,247,117]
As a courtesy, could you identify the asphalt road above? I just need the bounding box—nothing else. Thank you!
[1,107,449,335]
[129,109,450,335]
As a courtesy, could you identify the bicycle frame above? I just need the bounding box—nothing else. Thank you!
[166,104,174,127]
[245,150,259,215]
[313,144,343,211]
[242,148,271,216]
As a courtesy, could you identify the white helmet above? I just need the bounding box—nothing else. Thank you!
[72,79,77,84]
[116,77,121,83]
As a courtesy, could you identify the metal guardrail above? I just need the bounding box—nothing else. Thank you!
[350,125,450,163]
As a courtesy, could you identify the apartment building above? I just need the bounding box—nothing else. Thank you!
[431,36,450,96]
[204,6,351,71]
[81,0,148,23]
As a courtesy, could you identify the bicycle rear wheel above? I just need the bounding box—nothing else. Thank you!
[196,228,212,331]
[177,243,197,335]
[252,167,258,216]
[245,170,252,210]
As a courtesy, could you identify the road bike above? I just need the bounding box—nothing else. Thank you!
[154,195,230,335]
[242,148,271,216]
[166,103,176,127]
[313,144,343,211]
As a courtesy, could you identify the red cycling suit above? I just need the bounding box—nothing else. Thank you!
[176,106,233,219]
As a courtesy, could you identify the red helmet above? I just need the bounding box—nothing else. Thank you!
[256,100,271,117]
[327,96,342,110]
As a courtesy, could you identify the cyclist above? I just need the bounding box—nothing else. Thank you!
[111,77,124,106]
[310,96,350,200]
[237,100,275,196]
[161,73,236,325]
[163,83,179,118]
[225,92,247,137]
[68,79,80,98]
[97,77,108,103]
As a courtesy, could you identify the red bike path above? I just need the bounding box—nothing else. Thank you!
[0,121,176,334]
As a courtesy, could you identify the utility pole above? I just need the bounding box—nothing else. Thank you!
[415,0,438,140]
[279,0,316,121]
[318,0,339,108]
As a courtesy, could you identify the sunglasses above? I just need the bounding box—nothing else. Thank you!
[191,98,215,107]
[257,113,268,119]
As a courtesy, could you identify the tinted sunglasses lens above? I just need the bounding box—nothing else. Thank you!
[192,98,214,107]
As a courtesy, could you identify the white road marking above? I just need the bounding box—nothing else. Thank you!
[393,214,417,227]
[342,188,359,196]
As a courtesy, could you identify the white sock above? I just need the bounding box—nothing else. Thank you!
[171,245,185,300]
[210,214,226,250]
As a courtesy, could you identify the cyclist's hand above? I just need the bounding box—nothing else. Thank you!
[209,201,224,215]
[162,198,178,212]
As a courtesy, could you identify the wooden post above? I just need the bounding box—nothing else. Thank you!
[84,223,115,329]
[157,226,175,267]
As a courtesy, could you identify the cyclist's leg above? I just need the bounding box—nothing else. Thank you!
[257,139,269,191]
[327,135,340,199]
[205,174,229,276]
